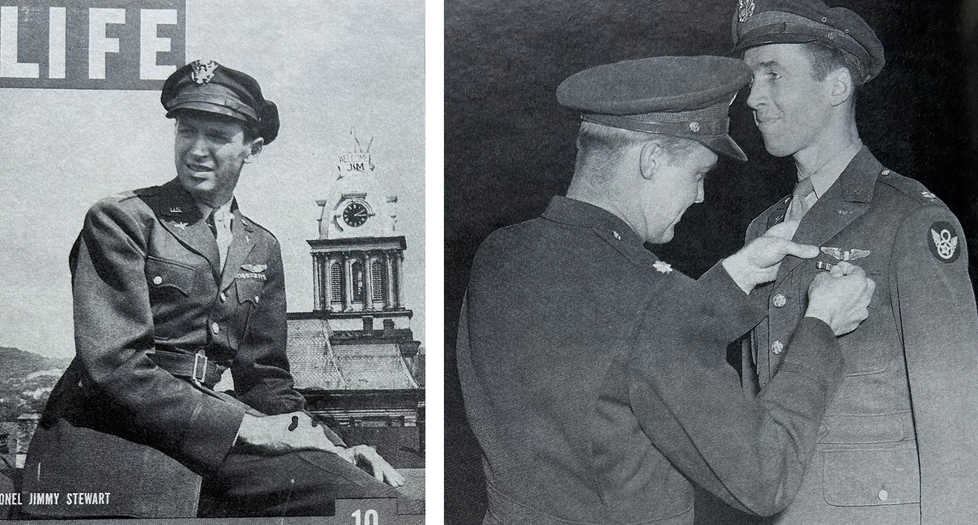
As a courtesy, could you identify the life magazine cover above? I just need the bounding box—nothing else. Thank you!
[446,1,978,524]
[0,0,425,523]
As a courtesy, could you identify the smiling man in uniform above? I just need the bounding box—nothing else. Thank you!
[22,60,403,519]
[457,55,876,525]
[731,1,978,523]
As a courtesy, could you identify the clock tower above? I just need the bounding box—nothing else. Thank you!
[286,132,422,435]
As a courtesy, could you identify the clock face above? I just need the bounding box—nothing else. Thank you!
[342,202,369,227]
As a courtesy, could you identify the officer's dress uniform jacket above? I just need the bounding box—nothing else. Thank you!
[743,148,978,524]
[23,179,306,518]
[457,196,848,525]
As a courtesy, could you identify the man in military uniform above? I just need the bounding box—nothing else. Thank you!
[732,1,978,522]
[22,60,403,518]
[457,55,876,525]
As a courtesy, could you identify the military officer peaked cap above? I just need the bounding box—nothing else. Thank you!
[161,60,280,144]
[732,0,885,83]
[557,55,751,162]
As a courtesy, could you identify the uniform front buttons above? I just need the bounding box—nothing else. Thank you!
[771,340,784,355]
[772,294,787,308]
[152,276,163,285]
[878,489,888,501]
[211,322,220,334]
[219,292,227,303]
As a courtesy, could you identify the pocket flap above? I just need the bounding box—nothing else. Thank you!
[235,278,265,304]
[146,256,197,296]
[823,447,920,506]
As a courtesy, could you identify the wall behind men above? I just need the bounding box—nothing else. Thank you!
[444,0,977,523]
[0,0,425,358]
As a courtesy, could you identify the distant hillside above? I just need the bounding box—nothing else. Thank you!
[0,347,72,422]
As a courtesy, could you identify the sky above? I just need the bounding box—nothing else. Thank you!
[0,0,426,358]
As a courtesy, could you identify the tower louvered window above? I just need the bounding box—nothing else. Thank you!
[372,260,386,302]
[330,262,342,304]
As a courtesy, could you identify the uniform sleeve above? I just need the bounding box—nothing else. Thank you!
[891,205,978,522]
[629,263,844,516]
[71,199,245,475]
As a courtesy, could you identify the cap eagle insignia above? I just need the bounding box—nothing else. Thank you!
[190,60,219,84]
[738,0,756,22]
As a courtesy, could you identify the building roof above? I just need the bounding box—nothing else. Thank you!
[287,318,420,390]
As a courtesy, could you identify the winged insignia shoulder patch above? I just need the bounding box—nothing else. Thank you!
[928,222,960,263]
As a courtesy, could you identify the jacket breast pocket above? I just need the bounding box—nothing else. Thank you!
[145,256,197,296]
[822,446,920,507]
[234,278,265,306]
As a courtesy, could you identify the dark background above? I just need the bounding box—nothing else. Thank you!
[445,1,978,523]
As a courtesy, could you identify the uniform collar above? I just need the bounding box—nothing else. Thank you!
[831,146,881,204]
[800,139,863,199]
[541,196,644,246]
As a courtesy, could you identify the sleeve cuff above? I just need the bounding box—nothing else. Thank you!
[179,395,246,475]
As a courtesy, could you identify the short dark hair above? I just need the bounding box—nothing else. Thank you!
[801,41,868,87]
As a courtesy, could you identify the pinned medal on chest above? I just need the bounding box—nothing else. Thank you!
[235,263,268,281]
[816,246,871,271]
[928,221,960,263]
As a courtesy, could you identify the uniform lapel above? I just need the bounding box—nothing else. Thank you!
[766,195,791,230]
[775,147,880,284]
[218,204,257,292]
[148,180,222,281]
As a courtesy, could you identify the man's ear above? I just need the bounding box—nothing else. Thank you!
[244,137,264,163]
[828,67,854,107]
[639,141,665,181]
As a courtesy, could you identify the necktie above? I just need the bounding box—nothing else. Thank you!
[785,177,816,222]
[207,207,233,270]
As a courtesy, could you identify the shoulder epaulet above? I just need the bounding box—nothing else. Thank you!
[876,168,946,207]
[132,185,163,198]
[240,214,278,240]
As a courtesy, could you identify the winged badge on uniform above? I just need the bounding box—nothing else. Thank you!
[241,264,267,273]
[931,228,958,260]
[820,247,870,261]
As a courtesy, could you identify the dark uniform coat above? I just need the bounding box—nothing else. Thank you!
[743,148,978,524]
[23,179,305,518]
[457,196,849,525]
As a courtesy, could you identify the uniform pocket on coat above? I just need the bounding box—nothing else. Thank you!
[822,446,920,507]
[146,256,197,296]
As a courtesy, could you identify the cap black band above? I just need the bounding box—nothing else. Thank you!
[582,114,730,137]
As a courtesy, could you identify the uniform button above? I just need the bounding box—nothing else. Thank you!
[771,340,784,355]
[219,292,227,303]
[878,489,888,501]
[153,276,163,285]
[772,294,787,308]
[254,296,260,303]
[211,322,220,334]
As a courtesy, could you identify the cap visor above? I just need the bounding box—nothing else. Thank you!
[695,134,748,162]
[165,101,250,122]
